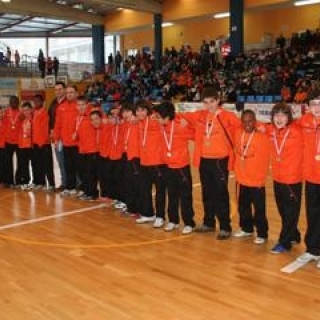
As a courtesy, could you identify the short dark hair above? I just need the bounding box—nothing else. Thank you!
[55,81,66,88]
[135,99,152,115]
[153,101,175,120]
[241,109,256,120]
[90,110,102,118]
[120,102,136,115]
[201,85,221,101]
[22,101,32,109]
[271,102,293,125]
[34,94,44,102]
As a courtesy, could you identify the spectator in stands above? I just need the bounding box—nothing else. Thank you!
[108,53,114,75]
[38,49,46,78]
[115,51,123,75]
[14,50,20,68]
[6,47,11,66]
[53,57,59,78]
[47,56,53,75]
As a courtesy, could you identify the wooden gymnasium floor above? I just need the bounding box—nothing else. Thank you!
[0,164,320,320]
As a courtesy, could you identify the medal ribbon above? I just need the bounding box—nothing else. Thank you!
[162,120,174,154]
[240,131,255,159]
[273,128,290,159]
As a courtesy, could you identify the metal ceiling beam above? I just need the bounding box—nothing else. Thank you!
[0,16,33,32]
[0,0,105,25]
[90,0,162,14]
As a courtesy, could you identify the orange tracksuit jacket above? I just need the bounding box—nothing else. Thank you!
[266,123,303,184]
[123,121,140,160]
[139,116,165,166]
[161,114,194,169]
[182,108,240,169]
[298,113,320,184]
[234,129,271,187]
[54,100,78,147]
[3,107,20,144]
[32,107,50,147]
[18,118,32,149]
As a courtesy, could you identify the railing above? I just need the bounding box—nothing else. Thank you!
[4,54,96,81]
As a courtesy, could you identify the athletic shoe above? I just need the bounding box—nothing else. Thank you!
[217,230,231,240]
[233,230,253,238]
[182,226,194,235]
[271,243,288,254]
[136,215,156,224]
[164,222,179,232]
[153,217,164,228]
[195,224,215,233]
[296,252,320,263]
[79,195,96,201]
[254,237,266,245]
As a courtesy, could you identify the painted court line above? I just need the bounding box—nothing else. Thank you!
[0,203,106,231]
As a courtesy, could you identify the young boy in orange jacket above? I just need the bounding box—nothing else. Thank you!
[153,101,196,234]
[16,102,33,189]
[233,109,271,245]
[32,94,55,191]
[181,85,240,239]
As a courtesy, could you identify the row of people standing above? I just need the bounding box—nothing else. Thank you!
[1,83,320,269]
[0,95,54,190]
[38,49,59,78]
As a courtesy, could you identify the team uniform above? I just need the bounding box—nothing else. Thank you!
[234,128,270,243]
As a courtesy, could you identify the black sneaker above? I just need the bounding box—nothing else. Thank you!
[217,230,231,240]
[195,224,215,233]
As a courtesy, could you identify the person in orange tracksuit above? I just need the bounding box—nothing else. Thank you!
[2,95,20,187]
[233,109,270,245]
[16,102,33,189]
[153,101,196,235]
[120,102,141,217]
[76,97,101,201]
[0,106,5,185]
[135,100,167,227]
[54,85,79,196]
[97,110,113,204]
[267,103,303,254]
[181,85,240,240]
[106,106,126,210]
[31,94,55,191]
[296,96,320,266]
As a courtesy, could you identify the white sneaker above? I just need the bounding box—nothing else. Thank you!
[164,222,179,232]
[254,237,266,245]
[296,252,320,263]
[233,230,253,238]
[60,189,70,196]
[153,218,165,228]
[68,189,77,196]
[182,226,194,235]
[136,215,156,224]
[114,202,127,209]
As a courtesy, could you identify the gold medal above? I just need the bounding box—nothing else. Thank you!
[241,156,245,161]
[205,139,211,147]
[276,156,281,162]
[11,125,15,129]
[167,152,172,157]
[315,155,320,161]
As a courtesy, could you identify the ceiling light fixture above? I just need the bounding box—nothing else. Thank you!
[294,0,320,6]
[213,12,230,19]
[1,0,12,3]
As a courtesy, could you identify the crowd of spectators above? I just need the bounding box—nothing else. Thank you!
[85,28,320,109]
